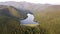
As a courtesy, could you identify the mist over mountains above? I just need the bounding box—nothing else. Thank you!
[0,1,51,11]
[0,1,60,12]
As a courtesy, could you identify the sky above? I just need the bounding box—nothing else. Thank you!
[0,0,60,4]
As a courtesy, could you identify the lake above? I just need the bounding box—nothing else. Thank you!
[20,13,38,24]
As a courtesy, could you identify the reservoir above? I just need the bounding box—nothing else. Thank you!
[20,13,38,24]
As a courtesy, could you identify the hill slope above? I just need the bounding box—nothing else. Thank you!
[34,5,60,34]
[0,5,45,34]
[0,5,29,19]
[1,2,60,34]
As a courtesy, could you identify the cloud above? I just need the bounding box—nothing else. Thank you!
[0,0,60,4]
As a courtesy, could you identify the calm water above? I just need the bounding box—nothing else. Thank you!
[20,13,38,24]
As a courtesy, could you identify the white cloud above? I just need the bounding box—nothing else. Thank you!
[0,0,60,4]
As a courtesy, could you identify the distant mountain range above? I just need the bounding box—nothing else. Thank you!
[0,1,51,12]
[0,1,60,12]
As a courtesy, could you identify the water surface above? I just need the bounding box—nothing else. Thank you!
[20,13,38,24]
